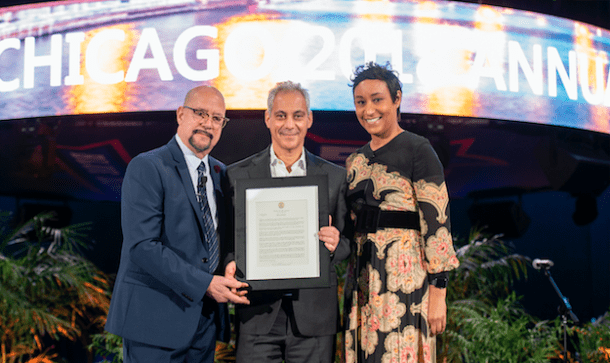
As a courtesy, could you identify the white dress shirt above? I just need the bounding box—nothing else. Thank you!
[269,144,307,178]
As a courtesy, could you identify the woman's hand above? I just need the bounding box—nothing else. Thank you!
[428,285,447,336]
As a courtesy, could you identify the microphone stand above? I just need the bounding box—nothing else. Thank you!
[541,266,580,363]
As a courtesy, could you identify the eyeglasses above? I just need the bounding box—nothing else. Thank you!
[184,106,229,128]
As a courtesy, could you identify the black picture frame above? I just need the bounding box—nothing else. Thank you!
[234,175,330,290]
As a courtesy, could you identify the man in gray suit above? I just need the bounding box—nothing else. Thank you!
[225,81,350,363]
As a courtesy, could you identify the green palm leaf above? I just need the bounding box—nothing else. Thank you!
[0,210,111,363]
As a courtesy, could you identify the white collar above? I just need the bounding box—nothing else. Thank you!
[175,134,210,173]
[269,144,306,172]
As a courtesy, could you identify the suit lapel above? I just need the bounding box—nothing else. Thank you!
[209,157,226,230]
[209,157,224,200]
[248,147,272,179]
[305,149,326,177]
[168,138,204,229]
[305,149,331,229]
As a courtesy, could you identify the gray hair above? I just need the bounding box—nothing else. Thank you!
[267,81,311,113]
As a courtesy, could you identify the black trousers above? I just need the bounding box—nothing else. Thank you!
[236,298,335,363]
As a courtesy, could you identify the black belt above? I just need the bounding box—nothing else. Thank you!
[354,204,420,233]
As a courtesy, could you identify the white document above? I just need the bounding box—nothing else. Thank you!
[245,185,320,280]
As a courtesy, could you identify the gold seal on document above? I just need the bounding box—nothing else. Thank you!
[278,202,285,209]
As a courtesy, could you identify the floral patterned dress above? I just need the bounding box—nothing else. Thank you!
[344,131,459,363]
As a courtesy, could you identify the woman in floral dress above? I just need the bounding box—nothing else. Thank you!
[343,62,460,363]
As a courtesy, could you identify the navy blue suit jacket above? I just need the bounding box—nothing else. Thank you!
[105,137,229,349]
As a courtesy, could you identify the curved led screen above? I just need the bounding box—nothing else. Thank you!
[1,0,609,134]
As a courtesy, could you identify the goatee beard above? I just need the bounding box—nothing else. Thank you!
[189,132,211,153]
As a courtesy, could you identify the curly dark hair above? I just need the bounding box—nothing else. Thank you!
[350,62,402,116]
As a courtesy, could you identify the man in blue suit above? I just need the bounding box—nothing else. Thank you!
[106,86,249,363]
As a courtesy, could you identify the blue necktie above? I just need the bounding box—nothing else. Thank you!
[197,162,219,273]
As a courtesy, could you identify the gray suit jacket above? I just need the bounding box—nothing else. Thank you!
[226,146,350,336]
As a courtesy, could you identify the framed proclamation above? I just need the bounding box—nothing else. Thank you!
[234,175,330,290]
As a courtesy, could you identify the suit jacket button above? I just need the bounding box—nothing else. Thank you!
[202,258,208,263]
